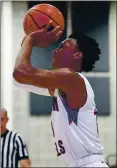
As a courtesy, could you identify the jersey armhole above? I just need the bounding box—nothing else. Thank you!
[78,73,94,108]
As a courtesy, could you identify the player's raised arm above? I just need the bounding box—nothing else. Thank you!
[13,21,66,89]
[12,21,87,108]
[12,30,84,93]
[13,21,62,95]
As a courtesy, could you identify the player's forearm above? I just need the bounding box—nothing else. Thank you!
[13,35,36,84]
[14,35,33,69]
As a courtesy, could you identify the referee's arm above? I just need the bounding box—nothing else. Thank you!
[16,134,31,167]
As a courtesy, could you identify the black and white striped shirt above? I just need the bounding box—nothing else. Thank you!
[1,130,29,168]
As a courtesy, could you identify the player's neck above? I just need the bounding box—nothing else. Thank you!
[69,66,81,72]
[68,61,81,72]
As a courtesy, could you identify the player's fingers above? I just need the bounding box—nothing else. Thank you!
[56,31,62,38]
[49,31,62,43]
[21,35,27,47]
[52,31,62,42]
[49,26,61,35]
[44,20,53,32]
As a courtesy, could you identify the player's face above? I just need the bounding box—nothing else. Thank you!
[52,38,78,68]
[1,112,8,134]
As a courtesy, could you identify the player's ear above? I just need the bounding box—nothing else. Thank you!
[73,52,83,59]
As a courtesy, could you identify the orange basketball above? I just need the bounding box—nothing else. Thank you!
[23,3,65,36]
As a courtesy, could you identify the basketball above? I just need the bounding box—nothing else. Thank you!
[23,3,65,36]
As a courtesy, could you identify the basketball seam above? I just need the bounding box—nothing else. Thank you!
[28,13,41,30]
[30,9,62,31]
[26,16,29,34]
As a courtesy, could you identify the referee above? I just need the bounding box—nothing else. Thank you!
[1,108,31,168]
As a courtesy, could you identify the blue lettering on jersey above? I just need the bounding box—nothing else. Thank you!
[58,92,79,125]
[52,97,59,111]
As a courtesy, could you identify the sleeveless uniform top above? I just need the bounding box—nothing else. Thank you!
[51,73,104,166]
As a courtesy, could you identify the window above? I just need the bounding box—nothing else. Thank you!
[71,1,109,72]
[87,77,110,115]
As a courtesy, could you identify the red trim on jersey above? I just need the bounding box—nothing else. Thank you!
[51,121,55,137]
[69,121,72,125]
[94,109,97,115]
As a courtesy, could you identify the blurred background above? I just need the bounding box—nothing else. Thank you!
[0,1,116,167]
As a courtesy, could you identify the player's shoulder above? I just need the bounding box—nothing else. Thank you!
[52,68,71,74]
[53,68,75,73]
[53,68,83,79]
[53,68,85,91]
[53,68,83,87]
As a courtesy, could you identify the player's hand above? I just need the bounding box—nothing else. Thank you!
[21,35,27,47]
[29,20,62,47]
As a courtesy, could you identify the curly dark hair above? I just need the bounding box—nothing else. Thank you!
[68,32,101,72]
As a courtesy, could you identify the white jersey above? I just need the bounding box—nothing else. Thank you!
[51,73,104,166]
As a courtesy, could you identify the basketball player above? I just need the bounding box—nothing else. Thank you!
[13,21,109,167]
